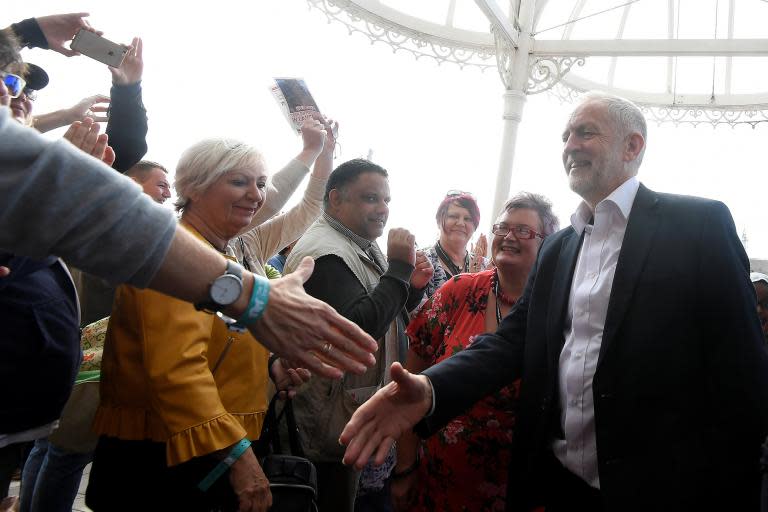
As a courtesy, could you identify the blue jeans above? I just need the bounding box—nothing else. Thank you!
[19,438,93,512]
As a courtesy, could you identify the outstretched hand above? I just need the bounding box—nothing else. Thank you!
[110,37,143,85]
[35,13,102,57]
[68,94,110,123]
[248,256,378,380]
[340,362,433,470]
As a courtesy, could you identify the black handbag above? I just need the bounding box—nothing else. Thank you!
[254,394,318,512]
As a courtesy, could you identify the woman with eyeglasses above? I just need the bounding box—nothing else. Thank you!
[422,191,489,301]
[392,192,559,512]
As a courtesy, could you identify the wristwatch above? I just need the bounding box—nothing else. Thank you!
[195,260,244,313]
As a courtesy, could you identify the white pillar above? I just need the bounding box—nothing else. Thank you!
[490,0,536,220]
[491,89,526,218]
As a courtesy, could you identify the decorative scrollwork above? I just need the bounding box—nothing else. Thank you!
[641,105,768,128]
[306,0,496,70]
[490,25,515,89]
[549,83,768,128]
[306,0,768,128]
[526,57,585,95]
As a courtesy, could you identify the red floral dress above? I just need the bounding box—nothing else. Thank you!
[406,269,520,512]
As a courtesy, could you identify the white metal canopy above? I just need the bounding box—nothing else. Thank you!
[307,0,768,215]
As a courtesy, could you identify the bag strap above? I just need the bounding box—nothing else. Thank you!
[283,397,305,458]
[254,393,307,458]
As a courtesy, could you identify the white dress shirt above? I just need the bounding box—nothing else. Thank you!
[552,177,640,488]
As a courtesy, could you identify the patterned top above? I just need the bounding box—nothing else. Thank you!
[406,270,519,512]
[423,243,489,300]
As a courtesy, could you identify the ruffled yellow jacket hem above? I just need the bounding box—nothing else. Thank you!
[93,225,271,467]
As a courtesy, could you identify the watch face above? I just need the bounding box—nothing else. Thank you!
[210,274,242,306]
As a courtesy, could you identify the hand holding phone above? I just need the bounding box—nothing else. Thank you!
[109,37,143,85]
[37,13,101,57]
[71,29,128,68]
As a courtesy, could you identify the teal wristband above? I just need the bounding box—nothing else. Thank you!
[235,275,270,329]
[197,438,251,492]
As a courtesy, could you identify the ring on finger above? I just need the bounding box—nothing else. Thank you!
[322,342,332,354]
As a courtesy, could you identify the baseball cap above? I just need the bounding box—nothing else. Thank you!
[23,63,49,91]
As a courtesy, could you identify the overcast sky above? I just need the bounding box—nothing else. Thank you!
[8,1,768,259]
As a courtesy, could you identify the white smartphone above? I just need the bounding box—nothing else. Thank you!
[71,30,128,68]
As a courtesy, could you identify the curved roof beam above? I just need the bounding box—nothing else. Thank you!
[533,0,551,30]
[474,0,520,47]
[607,2,633,86]
[563,0,588,39]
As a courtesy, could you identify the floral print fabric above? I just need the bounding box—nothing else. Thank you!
[406,270,520,512]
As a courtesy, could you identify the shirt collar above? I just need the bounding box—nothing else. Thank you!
[570,176,640,235]
[323,212,374,251]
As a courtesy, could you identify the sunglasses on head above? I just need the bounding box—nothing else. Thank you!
[0,70,27,99]
[446,189,476,199]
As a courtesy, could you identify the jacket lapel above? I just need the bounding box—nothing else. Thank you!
[546,229,582,378]
[598,184,660,367]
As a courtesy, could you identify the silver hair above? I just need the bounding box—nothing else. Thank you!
[581,92,647,169]
[174,138,265,212]
[498,191,560,237]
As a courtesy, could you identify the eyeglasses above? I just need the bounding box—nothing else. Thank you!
[492,223,545,240]
[0,70,27,98]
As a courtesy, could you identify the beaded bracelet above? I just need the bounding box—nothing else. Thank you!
[198,438,252,492]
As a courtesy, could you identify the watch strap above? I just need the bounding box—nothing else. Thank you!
[195,260,245,313]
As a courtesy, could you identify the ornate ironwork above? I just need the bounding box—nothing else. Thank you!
[641,105,768,128]
[549,83,768,128]
[491,25,515,88]
[526,56,585,94]
[306,0,768,127]
[307,0,496,70]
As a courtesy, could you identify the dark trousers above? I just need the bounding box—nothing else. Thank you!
[86,436,239,511]
[315,461,359,512]
[354,478,393,512]
[544,452,605,512]
[0,441,32,498]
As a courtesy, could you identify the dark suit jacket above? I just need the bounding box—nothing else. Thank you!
[419,184,768,511]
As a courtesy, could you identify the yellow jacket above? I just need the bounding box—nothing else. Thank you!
[93,227,269,466]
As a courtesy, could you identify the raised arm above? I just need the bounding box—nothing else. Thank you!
[9,13,101,56]
[106,37,148,172]
[240,118,337,259]
[33,95,110,133]
[244,114,331,229]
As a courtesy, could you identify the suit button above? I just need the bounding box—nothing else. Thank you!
[599,392,613,400]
